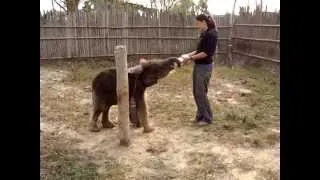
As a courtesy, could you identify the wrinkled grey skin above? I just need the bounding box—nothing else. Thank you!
[89,57,181,132]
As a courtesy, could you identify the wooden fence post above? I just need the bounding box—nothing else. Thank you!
[114,45,130,146]
[227,0,237,68]
[158,10,162,54]
[66,13,73,58]
[123,10,128,49]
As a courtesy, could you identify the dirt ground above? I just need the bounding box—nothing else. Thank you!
[40,60,280,180]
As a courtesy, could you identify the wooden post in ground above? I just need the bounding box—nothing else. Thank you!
[114,45,130,146]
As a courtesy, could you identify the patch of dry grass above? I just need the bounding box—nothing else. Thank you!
[62,59,140,85]
[63,64,105,85]
[41,61,279,179]
[60,62,279,148]
[149,64,279,148]
[40,133,129,180]
[183,152,230,179]
[256,168,280,180]
[135,157,179,180]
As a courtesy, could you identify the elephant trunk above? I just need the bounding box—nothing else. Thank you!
[169,57,182,68]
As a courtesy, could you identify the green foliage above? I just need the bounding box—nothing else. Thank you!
[171,0,196,14]
[197,0,208,13]
[81,0,209,15]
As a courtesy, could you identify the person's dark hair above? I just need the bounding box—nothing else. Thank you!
[196,14,216,30]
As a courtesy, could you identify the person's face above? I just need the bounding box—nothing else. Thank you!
[195,20,207,32]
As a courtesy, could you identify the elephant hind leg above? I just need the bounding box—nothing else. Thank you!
[89,106,102,132]
[102,105,115,128]
[89,92,103,132]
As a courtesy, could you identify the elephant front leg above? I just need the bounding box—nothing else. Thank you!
[129,98,141,128]
[136,94,154,133]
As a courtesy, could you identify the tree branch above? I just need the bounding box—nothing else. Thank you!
[166,0,177,10]
[54,0,67,11]
[52,0,55,11]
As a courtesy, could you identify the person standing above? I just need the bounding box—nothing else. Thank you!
[179,14,218,125]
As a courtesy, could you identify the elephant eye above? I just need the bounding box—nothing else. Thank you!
[169,63,176,70]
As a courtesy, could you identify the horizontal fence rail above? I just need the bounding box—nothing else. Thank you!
[235,24,280,28]
[40,37,229,40]
[40,26,233,29]
[232,36,280,43]
[39,51,228,60]
[231,22,280,65]
[232,50,280,63]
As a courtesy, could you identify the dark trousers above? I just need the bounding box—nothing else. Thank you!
[192,63,213,122]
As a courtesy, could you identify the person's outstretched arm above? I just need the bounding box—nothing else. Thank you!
[186,51,198,56]
[178,51,198,65]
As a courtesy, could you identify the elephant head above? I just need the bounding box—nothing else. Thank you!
[128,57,181,87]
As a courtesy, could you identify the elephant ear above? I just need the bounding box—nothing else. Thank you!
[139,58,151,68]
[128,65,143,74]
[127,58,150,74]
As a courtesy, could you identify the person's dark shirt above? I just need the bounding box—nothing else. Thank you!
[195,28,218,64]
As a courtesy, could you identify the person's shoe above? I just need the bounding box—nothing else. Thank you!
[197,121,209,126]
[197,119,212,126]
[193,116,202,123]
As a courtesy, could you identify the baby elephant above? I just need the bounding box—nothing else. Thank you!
[89,57,181,133]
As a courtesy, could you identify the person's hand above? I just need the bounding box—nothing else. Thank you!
[180,54,192,65]
[183,58,192,65]
[177,56,186,64]
[177,56,190,66]
[177,56,184,62]
[181,54,191,60]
